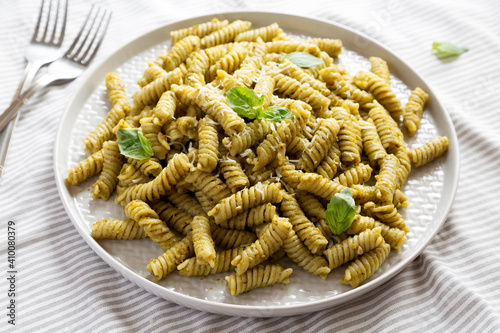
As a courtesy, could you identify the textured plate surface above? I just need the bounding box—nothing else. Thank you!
[54,12,459,317]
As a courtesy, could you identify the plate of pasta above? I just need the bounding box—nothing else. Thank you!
[54,12,459,317]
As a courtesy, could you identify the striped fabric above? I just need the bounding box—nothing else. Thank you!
[1,0,500,331]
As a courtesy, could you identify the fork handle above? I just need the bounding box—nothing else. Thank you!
[0,74,53,132]
[0,114,20,179]
[0,60,48,180]
[13,60,45,99]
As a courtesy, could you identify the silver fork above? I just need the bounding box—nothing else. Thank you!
[0,5,111,178]
[14,0,69,98]
[0,5,111,132]
[0,0,67,178]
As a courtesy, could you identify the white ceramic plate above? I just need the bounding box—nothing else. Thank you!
[54,12,459,317]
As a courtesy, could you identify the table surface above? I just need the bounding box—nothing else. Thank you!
[1,0,499,332]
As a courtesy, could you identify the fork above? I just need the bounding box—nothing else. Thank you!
[14,0,69,98]
[0,0,68,178]
[0,6,112,135]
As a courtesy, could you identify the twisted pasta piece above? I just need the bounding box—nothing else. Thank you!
[217,203,277,229]
[320,69,373,106]
[117,163,151,188]
[272,98,312,130]
[309,38,342,57]
[347,215,407,250]
[151,90,177,126]
[115,153,192,206]
[177,247,244,277]
[335,163,373,187]
[277,59,330,96]
[273,73,330,114]
[362,201,409,233]
[201,20,252,48]
[172,84,245,135]
[164,119,189,144]
[393,189,409,208]
[280,193,328,254]
[127,156,162,177]
[359,118,387,167]
[369,56,390,82]
[124,200,180,250]
[105,72,130,112]
[281,228,330,279]
[165,191,206,217]
[140,119,168,160]
[170,18,229,44]
[254,73,275,109]
[315,219,333,239]
[339,242,391,288]
[91,141,124,201]
[185,47,223,85]
[147,235,194,281]
[409,136,450,168]
[324,227,384,269]
[354,71,404,119]
[296,191,326,222]
[191,215,216,267]
[151,200,192,235]
[316,141,341,180]
[225,264,293,296]
[245,164,274,186]
[137,62,167,87]
[211,224,257,249]
[194,191,218,214]
[157,36,200,71]
[247,119,298,171]
[208,44,248,81]
[185,169,231,202]
[266,40,321,57]
[218,55,262,91]
[276,161,303,190]
[176,116,198,139]
[338,115,363,166]
[235,23,283,42]
[219,146,249,193]
[183,104,203,119]
[297,118,340,172]
[196,116,219,172]
[395,145,411,189]
[222,120,276,156]
[297,172,348,201]
[66,149,104,185]
[403,87,429,136]
[208,182,283,225]
[132,67,183,111]
[91,219,146,240]
[351,184,378,204]
[368,101,404,153]
[286,135,308,157]
[83,103,126,153]
[231,216,292,275]
[375,154,400,205]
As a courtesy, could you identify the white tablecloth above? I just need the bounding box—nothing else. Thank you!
[1,0,500,331]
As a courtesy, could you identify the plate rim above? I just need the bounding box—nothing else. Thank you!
[53,10,460,317]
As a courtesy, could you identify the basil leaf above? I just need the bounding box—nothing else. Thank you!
[282,52,324,68]
[117,129,153,160]
[257,106,294,122]
[432,42,468,59]
[325,188,356,235]
[226,86,264,119]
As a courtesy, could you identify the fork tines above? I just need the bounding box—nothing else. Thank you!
[32,0,68,46]
[65,5,112,66]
